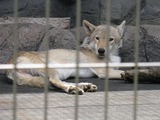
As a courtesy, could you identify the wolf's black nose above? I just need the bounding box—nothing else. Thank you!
[98,48,105,56]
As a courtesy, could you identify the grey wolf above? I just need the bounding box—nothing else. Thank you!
[7,20,126,95]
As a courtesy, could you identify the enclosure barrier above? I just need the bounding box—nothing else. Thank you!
[0,0,160,120]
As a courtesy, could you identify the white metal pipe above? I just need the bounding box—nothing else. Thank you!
[1,62,160,69]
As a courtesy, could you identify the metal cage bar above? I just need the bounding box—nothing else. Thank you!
[104,0,111,119]
[75,0,81,120]
[43,0,50,120]
[133,0,141,120]
[13,0,19,120]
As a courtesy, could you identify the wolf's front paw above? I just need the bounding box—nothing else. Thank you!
[83,83,97,92]
[67,86,84,95]
[78,83,97,92]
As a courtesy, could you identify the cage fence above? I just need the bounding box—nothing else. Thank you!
[0,0,160,120]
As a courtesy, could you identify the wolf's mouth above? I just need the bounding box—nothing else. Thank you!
[98,53,105,58]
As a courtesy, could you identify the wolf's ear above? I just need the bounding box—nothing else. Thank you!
[83,20,96,35]
[117,20,126,37]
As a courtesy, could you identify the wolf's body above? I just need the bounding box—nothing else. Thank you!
[7,20,126,94]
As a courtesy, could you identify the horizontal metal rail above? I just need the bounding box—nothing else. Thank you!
[1,62,160,69]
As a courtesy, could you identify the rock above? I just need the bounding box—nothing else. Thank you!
[0,23,45,74]
[70,27,87,44]
[120,25,160,63]
[50,0,76,27]
[81,0,101,25]
[140,25,160,62]
[51,0,137,26]
[50,0,160,26]
[0,0,45,17]
[0,0,29,16]
[140,0,160,25]
[1,0,160,27]
[119,26,147,62]
[101,0,136,24]
[38,27,76,50]
[0,0,138,26]
[0,17,70,29]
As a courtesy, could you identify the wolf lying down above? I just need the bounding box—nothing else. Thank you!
[7,20,126,95]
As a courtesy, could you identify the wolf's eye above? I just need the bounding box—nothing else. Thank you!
[109,38,114,41]
[95,35,100,40]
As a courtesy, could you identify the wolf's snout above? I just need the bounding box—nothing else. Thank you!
[98,48,105,57]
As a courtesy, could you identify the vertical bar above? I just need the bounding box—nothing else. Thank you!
[13,0,18,120]
[133,0,141,120]
[44,0,50,120]
[104,0,111,120]
[75,0,81,120]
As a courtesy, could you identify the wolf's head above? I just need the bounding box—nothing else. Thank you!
[82,20,126,58]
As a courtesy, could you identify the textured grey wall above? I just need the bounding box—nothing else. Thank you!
[1,0,160,27]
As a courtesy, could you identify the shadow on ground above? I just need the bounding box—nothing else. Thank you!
[0,75,160,94]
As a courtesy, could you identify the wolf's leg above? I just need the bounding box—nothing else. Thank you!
[77,83,97,92]
[8,71,45,88]
[108,69,124,79]
[92,68,124,79]
[35,68,83,94]
[49,78,85,95]
[62,82,97,92]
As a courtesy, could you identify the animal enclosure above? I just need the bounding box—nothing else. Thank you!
[0,0,160,120]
